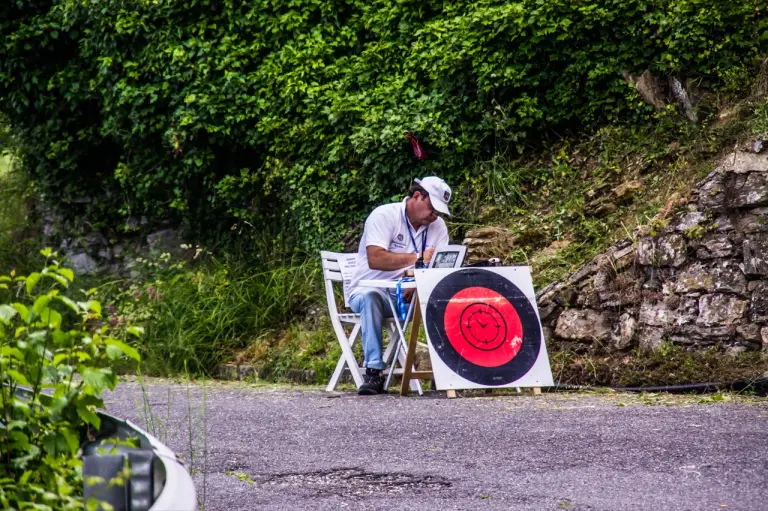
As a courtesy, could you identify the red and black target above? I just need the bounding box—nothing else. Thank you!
[425,269,541,385]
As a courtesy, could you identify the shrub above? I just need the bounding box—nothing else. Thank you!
[0,249,140,510]
[0,1,765,252]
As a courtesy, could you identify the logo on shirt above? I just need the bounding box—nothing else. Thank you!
[397,234,404,241]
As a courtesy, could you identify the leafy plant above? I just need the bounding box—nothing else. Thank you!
[0,1,764,254]
[0,249,140,510]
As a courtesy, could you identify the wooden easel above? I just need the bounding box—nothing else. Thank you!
[399,296,542,398]
[400,296,433,396]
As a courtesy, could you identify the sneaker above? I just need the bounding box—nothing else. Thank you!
[358,369,385,395]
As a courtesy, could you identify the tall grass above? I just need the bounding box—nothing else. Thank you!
[102,255,324,376]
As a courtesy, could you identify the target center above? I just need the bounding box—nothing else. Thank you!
[460,303,506,351]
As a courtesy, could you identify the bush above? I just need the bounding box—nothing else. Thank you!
[0,1,765,252]
[0,250,140,510]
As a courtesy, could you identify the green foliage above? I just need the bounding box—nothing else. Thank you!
[0,1,765,252]
[97,251,323,375]
[0,151,37,275]
[0,250,140,510]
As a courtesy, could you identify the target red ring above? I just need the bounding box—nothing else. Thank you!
[443,287,523,367]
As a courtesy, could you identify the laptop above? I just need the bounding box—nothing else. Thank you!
[428,244,467,269]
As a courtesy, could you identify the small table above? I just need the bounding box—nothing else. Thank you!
[358,279,433,395]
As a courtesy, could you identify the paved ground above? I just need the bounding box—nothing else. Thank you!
[104,380,768,511]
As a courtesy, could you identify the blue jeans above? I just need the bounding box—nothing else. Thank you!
[348,289,395,371]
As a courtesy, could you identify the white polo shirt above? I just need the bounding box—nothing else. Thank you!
[349,198,449,296]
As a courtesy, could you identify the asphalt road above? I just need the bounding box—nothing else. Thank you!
[104,380,768,511]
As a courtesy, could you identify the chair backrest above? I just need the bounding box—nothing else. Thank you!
[320,251,357,313]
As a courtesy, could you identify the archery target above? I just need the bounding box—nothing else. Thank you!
[415,267,553,390]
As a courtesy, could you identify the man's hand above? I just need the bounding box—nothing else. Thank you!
[402,288,414,303]
[423,247,435,264]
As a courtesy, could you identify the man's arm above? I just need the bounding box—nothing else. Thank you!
[367,246,418,271]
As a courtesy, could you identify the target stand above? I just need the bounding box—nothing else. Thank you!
[401,267,554,396]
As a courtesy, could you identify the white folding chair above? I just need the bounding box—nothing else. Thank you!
[320,251,419,393]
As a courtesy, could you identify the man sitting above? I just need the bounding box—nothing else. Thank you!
[347,176,452,395]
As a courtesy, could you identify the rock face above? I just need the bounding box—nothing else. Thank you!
[536,149,768,352]
[462,226,517,263]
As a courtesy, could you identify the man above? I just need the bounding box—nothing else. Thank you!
[348,176,452,395]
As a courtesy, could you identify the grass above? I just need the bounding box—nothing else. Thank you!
[97,253,326,376]
[549,340,768,388]
[134,371,210,510]
[450,102,757,290]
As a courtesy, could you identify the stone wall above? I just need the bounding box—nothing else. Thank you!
[536,149,768,353]
[41,210,189,277]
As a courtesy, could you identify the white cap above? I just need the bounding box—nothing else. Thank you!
[415,176,452,216]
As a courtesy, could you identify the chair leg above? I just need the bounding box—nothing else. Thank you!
[327,323,362,391]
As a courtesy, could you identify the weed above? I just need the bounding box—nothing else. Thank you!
[225,471,255,485]
[135,368,210,509]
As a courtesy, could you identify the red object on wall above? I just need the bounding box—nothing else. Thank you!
[405,132,428,161]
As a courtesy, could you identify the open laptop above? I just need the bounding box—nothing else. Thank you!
[428,244,467,269]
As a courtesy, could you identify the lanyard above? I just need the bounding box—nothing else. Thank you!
[404,210,428,254]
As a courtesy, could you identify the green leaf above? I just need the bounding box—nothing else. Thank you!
[40,248,53,258]
[4,420,27,432]
[105,344,123,360]
[33,295,52,314]
[127,326,145,337]
[0,304,18,324]
[76,402,101,429]
[39,308,62,329]
[56,296,79,313]
[105,339,140,361]
[82,367,109,393]
[57,267,74,282]
[78,300,102,315]
[6,369,31,386]
[47,273,69,288]
[11,303,29,323]
[26,272,41,295]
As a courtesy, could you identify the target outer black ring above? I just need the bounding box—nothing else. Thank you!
[425,269,542,386]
